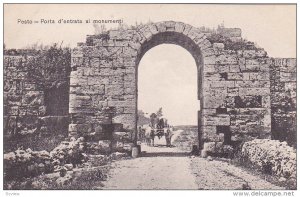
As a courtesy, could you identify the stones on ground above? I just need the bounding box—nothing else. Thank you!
[60,167,67,177]
[242,183,251,190]
[241,139,296,178]
[98,140,111,153]
[110,152,128,160]
[279,177,287,182]
[4,148,54,178]
[64,164,73,171]
[56,174,72,186]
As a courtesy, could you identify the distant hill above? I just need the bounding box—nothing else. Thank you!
[137,110,150,126]
[172,125,198,151]
[173,125,198,130]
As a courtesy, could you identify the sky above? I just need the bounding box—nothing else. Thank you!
[4,4,296,58]
[138,44,198,125]
[4,4,296,125]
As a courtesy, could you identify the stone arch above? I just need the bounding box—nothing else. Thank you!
[131,21,215,148]
[69,20,272,154]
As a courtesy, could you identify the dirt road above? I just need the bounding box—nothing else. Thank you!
[103,138,283,190]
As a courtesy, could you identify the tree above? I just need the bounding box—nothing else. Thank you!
[137,110,150,126]
[93,24,106,34]
[26,44,71,89]
[150,113,157,128]
[156,107,163,118]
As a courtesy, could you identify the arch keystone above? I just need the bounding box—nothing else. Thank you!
[174,22,185,33]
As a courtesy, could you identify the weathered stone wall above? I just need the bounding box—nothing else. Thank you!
[4,55,46,136]
[4,50,71,142]
[202,45,272,147]
[4,21,295,153]
[270,58,296,147]
[69,21,275,151]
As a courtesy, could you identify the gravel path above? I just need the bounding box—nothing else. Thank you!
[103,144,197,189]
[190,157,283,190]
[102,140,283,190]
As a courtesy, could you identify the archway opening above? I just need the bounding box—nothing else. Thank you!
[137,43,200,154]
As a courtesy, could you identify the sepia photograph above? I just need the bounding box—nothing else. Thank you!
[2,2,297,191]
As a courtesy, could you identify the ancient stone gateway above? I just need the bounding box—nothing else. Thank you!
[69,21,274,153]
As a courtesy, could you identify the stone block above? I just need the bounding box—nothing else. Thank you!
[202,125,217,134]
[72,47,84,57]
[124,80,135,88]
[203,86,227,97]
[124,73,135,82]
[124,94,135,100]
[164,21,176,31]
[99,59,113,68]
[204,56,216,65]
[6,106,19,116]
[122,47,138,58]
[203,142,224,153]
[213,43,224,50]
[22,91,44,106]
[70,75,88,86]
[199,39,212,50]
[90,57,100,68]
[260,64,270,72]
[187,27,201,40]
[182,23,192,35]
[202,115,230,126]
[216,54,238,65]
[69,123,92,134]
[123,142,135,152]
[156,22,167,32]
[112,142,134,152]
[204,72,224,81]
[203,98,224,108]
[218,27,241,37]
[125,67,135,75]
[174,22,185,33]
[69,94,92,109]
[113,114,135,130]
[234,95,263,108]
[227,73,249,80]
[106,84,124,96]
[235,81,270,88]
[128,41,141,52]
[109,75,124,85]
[132,32,147,44]
[203,132,224,142]
[112,132,131,141]
[202,109,216,115]
[98,140,112,153]
[249,72,270,81]
[280,72,296,82]
[215,64,230,73]
[202,48,215,57]
[245,64,260,72]
[209,81,235,88]
[238,50,267,58]
[123,106,136,114]
[227,87,239,96]
[108,100,135,108]
[203,64,216,73]
[239,88,270,96]
[71,57,84,68]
